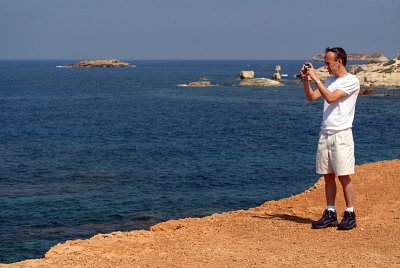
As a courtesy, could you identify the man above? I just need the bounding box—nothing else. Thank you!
[301,47,360,230]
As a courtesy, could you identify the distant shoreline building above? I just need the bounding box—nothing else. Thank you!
[311,53,388,62]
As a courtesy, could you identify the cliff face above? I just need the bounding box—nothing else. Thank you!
[312,53,388,62]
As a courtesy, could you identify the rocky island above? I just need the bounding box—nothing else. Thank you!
[238,70,283,87]
[188,81,216,87]
[312,52,388,62]
[62,59,132,68]
[239,78,282,87]
[186,77,218,87]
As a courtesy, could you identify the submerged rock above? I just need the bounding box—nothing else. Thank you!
[359,89,375,96]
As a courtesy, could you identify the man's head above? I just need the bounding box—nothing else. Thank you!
[324,47,347,76]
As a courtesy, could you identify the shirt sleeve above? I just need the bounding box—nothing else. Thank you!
[339,75,360,95]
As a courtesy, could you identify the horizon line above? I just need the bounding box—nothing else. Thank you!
[2,58,373,62]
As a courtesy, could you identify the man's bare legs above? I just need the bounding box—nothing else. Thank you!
[312,173,338,229]
[338,175,355,208]
[324,174,355,208]
[324,173,336,206]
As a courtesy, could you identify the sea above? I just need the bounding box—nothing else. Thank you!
[0,60,399,263]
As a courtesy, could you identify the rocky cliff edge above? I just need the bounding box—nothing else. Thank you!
[315,53,400,88]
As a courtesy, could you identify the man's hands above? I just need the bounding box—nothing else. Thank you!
[301,62,348,103]
[301,62,319,83]
[301,62,322,102]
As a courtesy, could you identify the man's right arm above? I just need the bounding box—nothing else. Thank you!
[302,77,322,102]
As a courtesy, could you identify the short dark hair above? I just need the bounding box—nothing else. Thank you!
[325,47,347,66]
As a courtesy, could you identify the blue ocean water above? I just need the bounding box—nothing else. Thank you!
[0,60,399,263]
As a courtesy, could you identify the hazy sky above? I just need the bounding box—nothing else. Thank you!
[1,0,399,60]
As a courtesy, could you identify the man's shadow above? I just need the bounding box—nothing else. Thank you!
[252,213,313,224]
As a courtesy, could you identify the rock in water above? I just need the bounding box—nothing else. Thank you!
[239,78,282,86]
[188,81,213,87]
[271,65,282,81]
[359,89,375,96]
[240,71,255,79]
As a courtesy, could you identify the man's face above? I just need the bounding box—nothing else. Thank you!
[324,51,341,75]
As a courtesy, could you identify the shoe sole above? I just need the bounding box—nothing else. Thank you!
[337,223,357,230]
[311,221,339,229]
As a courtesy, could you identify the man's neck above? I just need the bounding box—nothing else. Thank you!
[335,66,348,78]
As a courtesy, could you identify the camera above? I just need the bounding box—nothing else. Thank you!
[304,62,311,69]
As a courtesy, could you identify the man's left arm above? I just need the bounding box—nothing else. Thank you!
[313,80,348,104]
[307,67,348,104]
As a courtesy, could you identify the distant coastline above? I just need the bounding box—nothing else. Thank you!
[311,52,388,62]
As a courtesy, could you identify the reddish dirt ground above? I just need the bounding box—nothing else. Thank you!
[2,160,399,268]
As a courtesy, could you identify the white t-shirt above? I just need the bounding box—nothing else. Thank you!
[321,73,360,134]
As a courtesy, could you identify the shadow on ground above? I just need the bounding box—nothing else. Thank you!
[252,213,313,224]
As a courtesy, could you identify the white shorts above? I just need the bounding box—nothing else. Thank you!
[316,129,355,176]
